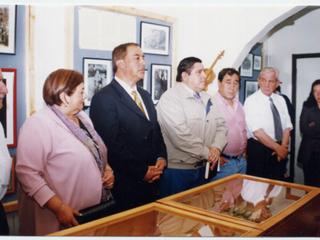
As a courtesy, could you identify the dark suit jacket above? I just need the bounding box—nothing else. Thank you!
[90,79,167,211]
[297,104,320,166]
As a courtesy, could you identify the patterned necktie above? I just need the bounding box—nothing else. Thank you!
[132,91,146,116]
[269,97,283,142]
[193,92,201,100]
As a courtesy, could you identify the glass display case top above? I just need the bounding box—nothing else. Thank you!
[78,208,245,237]
[178,178,307,224]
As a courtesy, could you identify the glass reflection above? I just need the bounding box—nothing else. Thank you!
[86,208,244,236]
[156,211,242,237]
[178,178,307,223]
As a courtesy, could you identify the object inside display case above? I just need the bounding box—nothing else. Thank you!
[178,178,307,224]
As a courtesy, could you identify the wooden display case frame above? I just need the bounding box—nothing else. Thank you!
[157,174,318,232]
[49,202,261,237]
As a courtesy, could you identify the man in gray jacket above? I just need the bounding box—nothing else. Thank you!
[157,57,228,198]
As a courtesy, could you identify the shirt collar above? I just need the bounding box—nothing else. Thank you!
[258,89,276,102]
[115,76,137,95]
[181,82,201,97]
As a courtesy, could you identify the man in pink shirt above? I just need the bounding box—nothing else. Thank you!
[210,68,247,181]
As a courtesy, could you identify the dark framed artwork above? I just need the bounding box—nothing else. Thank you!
[140,22,170,55]
[245,80,259,100]
[83,58,112,106]
[0,5,16,54]
[6,155,15,194]
[151,64,171,104]
[240,53,253,77]
[253,55,262,71]
[0,68,16,148]
[137,70,148,91]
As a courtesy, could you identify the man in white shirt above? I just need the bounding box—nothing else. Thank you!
[0,68,11,235]
[157,57,228,197]
[244,67,292,181]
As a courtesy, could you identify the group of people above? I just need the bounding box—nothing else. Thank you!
[0,42,319,236]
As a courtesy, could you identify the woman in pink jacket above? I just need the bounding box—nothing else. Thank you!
[16,69,114,235]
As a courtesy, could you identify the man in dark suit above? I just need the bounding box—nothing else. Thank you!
[90,43,167,213]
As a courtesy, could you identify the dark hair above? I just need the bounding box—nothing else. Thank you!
[112,42,139,74]
[176,57,202,82]
[218,68,240,82]
[43,69,83,106]
[304,79,320,108]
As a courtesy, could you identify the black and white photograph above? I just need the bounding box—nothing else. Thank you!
[83,58,112,106]
[137,70,148,91]
[240,53,253,77]
[140,22,170,55]
[253,55,262,71]
[0,68,16,147]
[0,5,16,54]
[245,80,259,100]
[151,64,171,104]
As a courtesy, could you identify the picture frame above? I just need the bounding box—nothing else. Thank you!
[0,5,17,55]
[83,58,112,106]
[140,22,170,55]
[6,155,15,194]
[240,53,253,77]
[0,68,16,148]
[245,80,259,100]
[137,69,148,91]
[253,55,262,71]
[151,64,171,104]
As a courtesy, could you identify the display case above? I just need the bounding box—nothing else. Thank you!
[49,202,261,237]
[157,174,319,234]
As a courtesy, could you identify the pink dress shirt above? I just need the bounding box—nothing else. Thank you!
[215,92,247,156]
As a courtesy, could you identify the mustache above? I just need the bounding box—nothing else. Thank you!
[0,94,5,98]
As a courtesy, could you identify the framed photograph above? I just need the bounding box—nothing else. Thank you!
[151,64,171,104]
[83,58,112,106]
[0,68,16,148]
[253,55,262,71]
[137,70,148,91]
[245,80,259,100]
[140,22,170,55]
[6,156,15,194]
[0,5,16,54]
[240,53,253,77]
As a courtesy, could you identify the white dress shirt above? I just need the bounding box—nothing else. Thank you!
[244,89,292,141]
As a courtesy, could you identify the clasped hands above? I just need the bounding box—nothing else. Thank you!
[143,158,166,183]
[207,147,221,171]
[272,144,289,162]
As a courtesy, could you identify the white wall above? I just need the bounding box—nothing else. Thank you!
[29,4,303,109]
[263,7,320,100]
